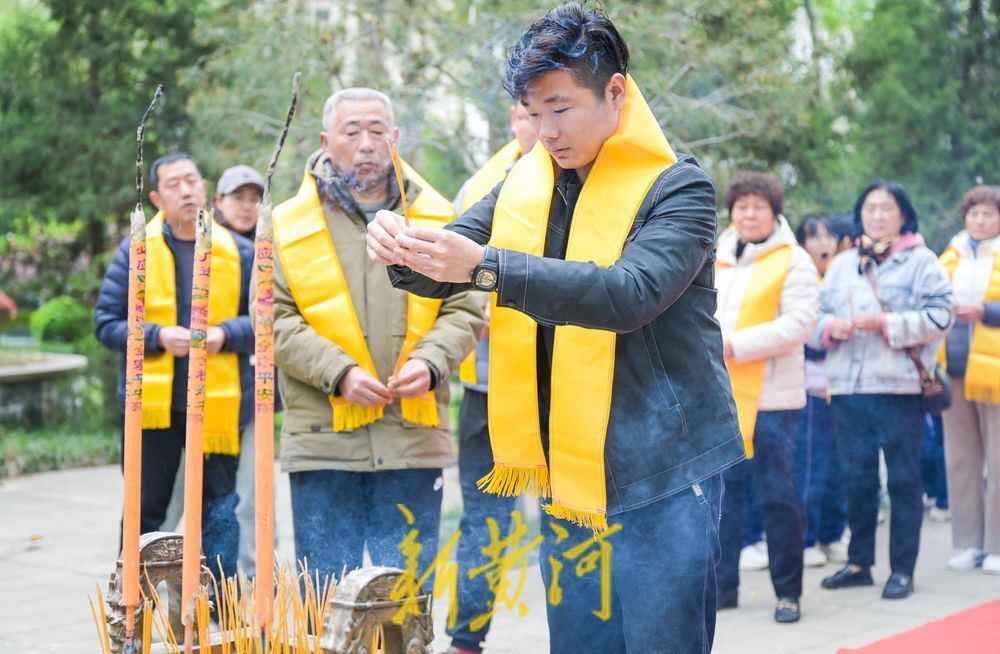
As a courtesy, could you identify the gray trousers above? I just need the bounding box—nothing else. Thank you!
[160,424,276,574]
[942,382,1000,555]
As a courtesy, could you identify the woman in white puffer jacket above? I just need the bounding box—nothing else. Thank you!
[714,171,819,624]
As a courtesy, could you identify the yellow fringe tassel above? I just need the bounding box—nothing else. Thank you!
[966,385,1000,404]
[332,402,383,433]
[477,464,550,498]
[544,500,609,533]
[203,431,241,456]
[142,406,172,430]
[401,396,440,427]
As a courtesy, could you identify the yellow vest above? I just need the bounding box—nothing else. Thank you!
[142,212,243,455]
[479,75,677,532]
[939,246,1000,403]
[273,161,455,431]
[716,244,794,457]
[458,139,524,386]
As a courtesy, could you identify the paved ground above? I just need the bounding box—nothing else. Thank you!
[1,464,998,653]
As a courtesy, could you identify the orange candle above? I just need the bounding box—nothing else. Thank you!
[182,209,212,653]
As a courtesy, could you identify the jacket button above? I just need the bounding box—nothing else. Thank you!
[376,458,384,465]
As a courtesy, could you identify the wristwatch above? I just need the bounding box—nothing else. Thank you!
[472,245,500,292]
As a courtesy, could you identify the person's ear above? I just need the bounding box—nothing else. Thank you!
[607,73,627,110]
[213,193,223,205]
[320,130,330,153]
[149,190,162,210]
[391,125,401,144]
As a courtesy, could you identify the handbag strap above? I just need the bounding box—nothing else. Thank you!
[860,261,932,382]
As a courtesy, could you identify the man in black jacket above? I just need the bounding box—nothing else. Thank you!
[367,4,743,652]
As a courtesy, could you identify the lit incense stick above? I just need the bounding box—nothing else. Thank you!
[122,83,162,654]
[182,208,212,654]
[254,71,301,629]
[386,137,410,226]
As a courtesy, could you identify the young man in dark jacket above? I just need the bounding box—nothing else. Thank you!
[367,4,744,652]
[95,153,255,582]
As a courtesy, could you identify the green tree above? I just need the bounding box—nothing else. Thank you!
[846,0,1000,249]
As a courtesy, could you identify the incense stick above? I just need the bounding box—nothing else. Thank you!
[386,137,411,226]
[255,72,301,630]
[123,83,163,654]
[182,209,213,654]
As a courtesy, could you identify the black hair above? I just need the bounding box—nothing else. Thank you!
[796,211,855,246]
[853,180,919,236]
[503,2,629,100]
[150,152,200,192]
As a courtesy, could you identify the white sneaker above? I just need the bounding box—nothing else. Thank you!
[982,555,1000,575]
[928,507,951,523]
[739,542,769,571]
[947,548,984,571]
[820,540,849,564]
[803,545,828,567]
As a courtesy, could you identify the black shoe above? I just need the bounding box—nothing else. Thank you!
[718,588,738,610]
[774,597,800,623]
[882,573,914,599]
[821,565,874,589]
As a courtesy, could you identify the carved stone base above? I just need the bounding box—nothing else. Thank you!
[321,567,433,654]
[106,532,213,653]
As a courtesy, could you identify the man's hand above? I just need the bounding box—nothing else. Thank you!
[852,312,883,333]
[388,359,433,399]
[206,326,227,355]
[157,326,192,357]
[956,302,985,322]
[722,338,734,359]
[366,210,407,266]
[394,227,485,283]
[338,366,393,407]
[828,317,856,341]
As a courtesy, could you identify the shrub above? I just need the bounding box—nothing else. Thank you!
[29,295,91,344]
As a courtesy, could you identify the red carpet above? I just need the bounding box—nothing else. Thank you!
[837,599,1000,653]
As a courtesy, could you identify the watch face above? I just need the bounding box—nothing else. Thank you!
[475,269,498,289]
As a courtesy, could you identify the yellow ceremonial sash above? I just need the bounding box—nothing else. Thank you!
[142,212,243,455]
[273,161,454,431]
[458,139,523,386]
[939,246,1000,403]
[716,244,794,458]
[480,75,677,531]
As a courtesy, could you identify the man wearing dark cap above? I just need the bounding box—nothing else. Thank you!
[214,164,265,238]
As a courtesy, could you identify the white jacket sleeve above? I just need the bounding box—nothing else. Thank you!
[730,248,820,364]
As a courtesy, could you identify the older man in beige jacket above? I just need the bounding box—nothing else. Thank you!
[269,88,483,582]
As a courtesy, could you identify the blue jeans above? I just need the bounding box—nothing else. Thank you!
[539,474,722,654]
[719,410,804,599]
[447,390,517,652]
[288,468,443,584]
[922,413,948,510]
[832,394,924,576]
[794,395,847,547]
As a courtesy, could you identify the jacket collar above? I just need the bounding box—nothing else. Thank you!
[717,214,796,266]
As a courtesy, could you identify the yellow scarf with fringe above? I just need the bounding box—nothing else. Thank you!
[142,212,243,455]
[479,75,677,532]
[716,243,794,458]
[273,161,455,432]
[458,139,523,386]
[939,245,1000,403]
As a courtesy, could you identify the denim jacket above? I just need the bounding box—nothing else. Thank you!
[809,234,954,396]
